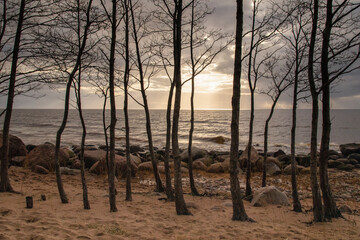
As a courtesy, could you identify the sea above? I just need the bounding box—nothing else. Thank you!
[2,109,360,154]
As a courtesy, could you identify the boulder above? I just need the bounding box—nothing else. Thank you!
[130,154,142,166]
[329,155,339,160]
[278,155,291,165]
[0,133,27,158]
[339,143,360,157]
[89,154,137,178]
[296,155,311,167]
[207,163,225,173]
[10,156,26,167]
[283,164,304,175]
[329,149,340,156]
[71,160,81,169]
[348,153,360,163]
[266,162,282,175]
[328,160,344,168]
[196,157,213,167]
[25,143,69,171]
[83,150,106,169]
[60,167,80,175]
[338,205,352,214]
[32,165,49,175]
[251,186,290,207]
[129,145,144,153]
[209,136,227,144]
[138,161,154,172]
[255,157,281,172]
[273,149,286,158]
[348,159,358,165]
[180,147,208,163]
[239,146,259,168]
[192,160,207,171]
[337,158,350,164]
[336,164,354,171]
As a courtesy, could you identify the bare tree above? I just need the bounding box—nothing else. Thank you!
[229,0,251,222]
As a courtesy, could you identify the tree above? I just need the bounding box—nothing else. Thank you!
[229,0,251,221]
[0,0,25,193]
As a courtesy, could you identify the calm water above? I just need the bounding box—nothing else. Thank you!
[2,109,360,154]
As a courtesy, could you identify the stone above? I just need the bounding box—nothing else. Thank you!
[329,149,340,156]
[337,158,350,164]
[180,147,208,163]
[209,136,227,144]
[207,163,225,173]
[196,157,213,167]
[283,164,304,175]
[0,133,27,158]
[273,149,286,158]
[60,167,80,175]
[266,162,282,175]
[71,160,81,169]
[32,165,49,175]
[239,146,259,168]
[348,159,358,165]
[251,186,290,207]
[329,155,339,160]
[278,155,291,165]
[129,145,144,153]
[296,155,311,167]
[328,160,344,168]
[25,143,69,171]
[255,157,281,172]
[10,156,26,167]
[130,154,142,166]
[300,167,311,174]
[339,143,360,157]
[89,155,138,178]
[138,162,154,172]
[336,164,354,171]
[26,144,37,152]
[83,150,106,169]
[192,160,207,171]
[338,205,352,214]
[348,153,360,163]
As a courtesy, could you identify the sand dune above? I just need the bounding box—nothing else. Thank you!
[0,167,359,240]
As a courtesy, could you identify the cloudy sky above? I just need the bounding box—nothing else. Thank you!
[3,0,360,110]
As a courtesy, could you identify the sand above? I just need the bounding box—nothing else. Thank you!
[0,167,359,240]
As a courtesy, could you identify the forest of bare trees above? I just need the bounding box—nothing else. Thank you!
[0,0,359,224]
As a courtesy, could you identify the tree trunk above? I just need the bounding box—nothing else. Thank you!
[0,0,25,193]
[319,0,341,219]
[230,0,251,221]
[172,0,190,215]
[164,82,175,201]
[129,0,164,193]
[108,0,118,212]
[290,62,302,213]
[308,0,324,222]
[188,0,199,196]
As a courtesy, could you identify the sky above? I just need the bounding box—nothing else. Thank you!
[2,0,360,110]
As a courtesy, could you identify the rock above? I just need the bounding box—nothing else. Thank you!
[336,164,354,171]
[32,165,49,175]
[348,153,360,163]
[138,162,154,172]
[278,155,291,165]
[255,157,281,172]
[338,205,352,214]
[266,162,282,175]
[209,136,227,144]
[329,155,339,160]
[283,164,304,175]
[339,143,360,157]
[337,158,350,164]
[348,159,358,165]
[251,186,290,207]
[196,157,213,167]
[329,149,340,156]
[0,133,27,158]
[220,158,230,172]
[129,145,144,153]
[10,156,26,167]
[207,163,225,173]
[60,167,80,175]
[89,155,138,178]
[83,150,106,169]
[239,146,259,168]
[328,160,344,168]
[296,155,311,167]
[25,143,69,171]
[192,160,207,171]
[273,149,286,158]
[180,147,208,163]
[71,160,81,169]
[26,144,37,152]
[130,154,142,166]
[300,167,311,174]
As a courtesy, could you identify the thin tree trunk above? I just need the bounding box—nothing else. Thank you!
[290,63,302,213]
[124,0,132,202]
[308,0,324,222]
[0,0,25,193]
[230,0,251,221]
[164,82,175,201]
[188,0,199,196]
[108,0,118,212]
[129,0,164,193]
[319,0,341,220]
[172,0,190,215]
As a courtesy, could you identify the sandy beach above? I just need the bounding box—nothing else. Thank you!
[0,167,359,240]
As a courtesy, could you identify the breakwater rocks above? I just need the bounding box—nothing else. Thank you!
[2,134,360,176]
